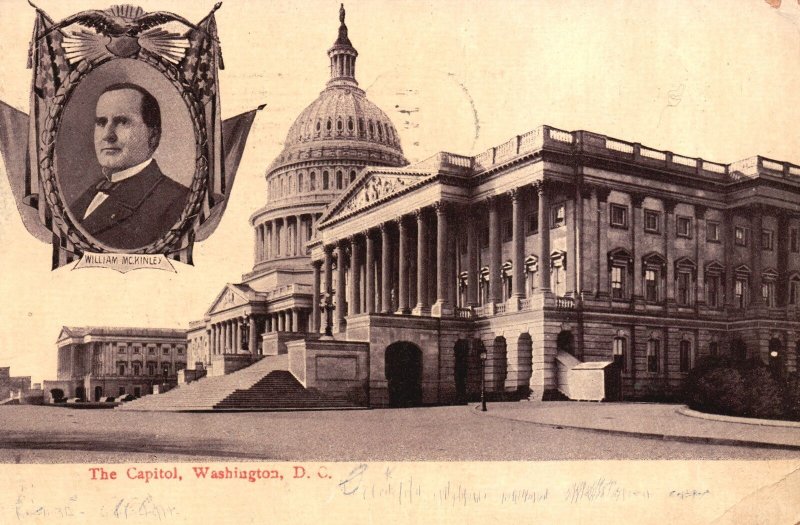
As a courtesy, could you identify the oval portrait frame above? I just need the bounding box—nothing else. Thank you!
[40,53,208,254]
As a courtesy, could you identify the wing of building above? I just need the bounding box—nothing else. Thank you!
[122,5,799,410]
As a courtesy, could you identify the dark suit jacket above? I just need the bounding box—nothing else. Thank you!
[70,161,191,250]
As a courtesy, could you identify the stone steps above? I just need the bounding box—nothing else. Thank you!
[214,371,354,409]
[118,355,291,411]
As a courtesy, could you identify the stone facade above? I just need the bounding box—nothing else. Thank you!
[44,326,187,402]
[0,367,31,400]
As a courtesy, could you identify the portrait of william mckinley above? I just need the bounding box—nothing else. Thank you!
[67,82,190,250]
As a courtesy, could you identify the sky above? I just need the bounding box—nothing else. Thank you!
[0,0,799,383]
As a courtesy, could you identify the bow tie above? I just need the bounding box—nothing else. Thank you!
[95,179,119,194]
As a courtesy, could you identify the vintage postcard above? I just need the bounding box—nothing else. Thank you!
[0,0,799,524]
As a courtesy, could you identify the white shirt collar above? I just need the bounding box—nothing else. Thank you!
[107,158,154,183]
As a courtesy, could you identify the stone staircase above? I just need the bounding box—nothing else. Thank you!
[117,355,359,411]
[214,371,354,410]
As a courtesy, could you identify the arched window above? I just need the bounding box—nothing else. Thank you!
[679,339,692,372]
[336,170,343,190]
[613,336,627,372]
[323,171,330,190]
[297,172,304,193]
[336,118,343,132]
[349,170,357,184]
[309,172,317,191]
[368,120,374,138]
[790,274,800,306]
[347,117,354,132]
[377,123,383,140]
[315,120,321,133]
[358,118,365,136]
[326,118,332,132]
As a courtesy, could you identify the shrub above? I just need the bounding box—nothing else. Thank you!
[784,373,800,421]
[685,367,746,416]
[740,367,784,419]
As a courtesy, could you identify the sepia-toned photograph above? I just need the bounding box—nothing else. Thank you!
[0,0,799,524]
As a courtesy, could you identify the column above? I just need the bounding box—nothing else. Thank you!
[664,199,676,306]
[291,309,300,333]
[312,260,322,333]
[255,225,262,262]
[511,189,525,302]
[536,182,551,291]
[351,235,362,315]
[285,217,292,257]
[398,217,410,313]
[381,224,393,313]
[596,188,611,297]
[265,223,272,260]
[336,240,347,328]
[248,316,257,358]
[278,311,285,332]
[488,196,502,303]
[414,209,429,314]
[211,325,216,355]
[234,319,240,353]
[433,201,452,316]
[296,215,303,255]
[467,207,478,307]
[366,231,376,313]
[695,205,706,307]
[751,207,763,307]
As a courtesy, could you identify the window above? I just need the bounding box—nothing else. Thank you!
[147,362,155,376]
[611,266,626,300]
[349,170,357,184]
[133,363,140,376]
[502,220,512,242]
[613,337,627,372]
[761,229,773,251]
[735,277,749,308]
[163,347,170,355]
[709,342,719,357]
[525,256,538,296]
[610,204,628,228]
[645,269,660,302]
[676,216,692,238]
[790,276,800,306]
[647,339,660,373]
[148,346,155,355]
[762,280,776,307]
[309,172,316,191]
[118,346,126,354]
[679,340,692,372]
[133,346,140,354]
[298,173,304,193]
[347,117,354,132]
[336,171,343,190]
[526,212,538,235]
[551,204,565,228]
[676,271,692,306]
[706,273,721,308]
[550,251,567,296]
[792,228,799,253]
[118,363,126,376]
[323,171,329,190]
[644,210,660,233]
[734,226,747,246]
[162,363,170,376]
[119,387,126,396]
[177,347,184,355]
[706,221,720,242]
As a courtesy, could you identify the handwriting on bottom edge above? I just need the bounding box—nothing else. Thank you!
[16,487,178,522]
[337,464,711,506]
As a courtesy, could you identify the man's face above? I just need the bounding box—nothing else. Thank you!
[94,88,155,173]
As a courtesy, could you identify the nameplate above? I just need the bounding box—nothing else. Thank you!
[73,253,176,274]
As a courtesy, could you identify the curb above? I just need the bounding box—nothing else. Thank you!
[472,405,800,451]
[676,406,800,429]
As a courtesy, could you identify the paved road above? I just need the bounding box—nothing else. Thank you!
[0,404,798,463]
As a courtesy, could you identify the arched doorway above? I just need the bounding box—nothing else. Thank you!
[769,338,783,379]
[75,386,85,401]
[454,340,470,403]
[94,386,103,402]
[385,342,422,407]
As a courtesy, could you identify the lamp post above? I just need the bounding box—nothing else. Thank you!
[480,349,487,412]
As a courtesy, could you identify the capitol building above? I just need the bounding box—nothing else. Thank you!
[113,5,799,410]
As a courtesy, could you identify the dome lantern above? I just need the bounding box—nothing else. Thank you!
[327,4,359,88]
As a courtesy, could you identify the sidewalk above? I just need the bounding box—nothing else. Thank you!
[479,401,800,450]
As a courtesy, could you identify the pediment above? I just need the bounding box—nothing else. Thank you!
[321,169,432,224]
[206,284,252,315]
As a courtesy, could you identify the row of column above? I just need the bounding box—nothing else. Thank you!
[255,214,320,263]
[262,309,306,334]
[309,185,552,330]
[209,317,250,356]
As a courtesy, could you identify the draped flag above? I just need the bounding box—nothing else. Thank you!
[0,2,261,269]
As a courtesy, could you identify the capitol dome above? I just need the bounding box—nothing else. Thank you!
[249,4,407,276]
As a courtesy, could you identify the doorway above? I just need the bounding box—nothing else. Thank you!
[385,342,423,407]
